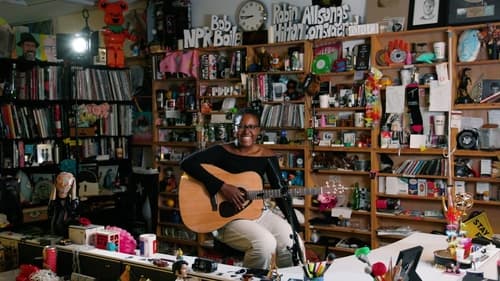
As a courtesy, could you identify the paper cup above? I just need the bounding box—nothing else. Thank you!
[433,42,446,60]
[319,94,329,108]
[139,234,157,257]
[434,115,446,136]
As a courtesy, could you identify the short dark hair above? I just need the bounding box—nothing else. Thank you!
[172,260,189,274]
[234,108,261,126]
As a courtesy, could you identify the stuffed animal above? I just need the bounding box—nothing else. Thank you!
[98,0,136,67]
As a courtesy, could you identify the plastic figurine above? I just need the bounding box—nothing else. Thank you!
[456,68,474,104]
[98,0,136,68]
[48,172,79,236]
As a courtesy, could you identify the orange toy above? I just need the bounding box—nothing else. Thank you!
[98,0,136,68]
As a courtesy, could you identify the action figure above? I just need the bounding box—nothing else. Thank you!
[456,68,474,104]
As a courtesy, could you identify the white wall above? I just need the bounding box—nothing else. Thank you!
[190,0,366,28]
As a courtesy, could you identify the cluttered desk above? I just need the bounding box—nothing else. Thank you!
[1,232,498,281]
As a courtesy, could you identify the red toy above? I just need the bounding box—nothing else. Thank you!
[98,0,136,68]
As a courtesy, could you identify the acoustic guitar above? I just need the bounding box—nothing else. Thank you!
[179,164,328,233]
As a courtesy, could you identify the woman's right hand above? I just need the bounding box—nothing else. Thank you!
[220,183,245,210]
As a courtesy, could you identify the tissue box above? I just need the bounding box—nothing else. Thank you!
[68,225,104,245]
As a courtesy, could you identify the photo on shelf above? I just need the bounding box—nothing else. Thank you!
[98,165,118,190]
[36,144,53,164]
[481,79,500,101]
[30,173,54,204]
[407,0,447,30]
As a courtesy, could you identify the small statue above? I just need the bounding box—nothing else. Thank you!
[48,172,79,237]
[456,68,474,104]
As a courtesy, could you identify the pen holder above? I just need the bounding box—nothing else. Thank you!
[304,277,323,281]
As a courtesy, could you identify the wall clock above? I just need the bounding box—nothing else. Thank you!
[237,0,267,32]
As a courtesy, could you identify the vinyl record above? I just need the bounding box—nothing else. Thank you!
[312,55,332,74]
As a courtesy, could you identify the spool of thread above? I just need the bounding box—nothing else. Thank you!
[43,246,57,273]
[139,234,157,257]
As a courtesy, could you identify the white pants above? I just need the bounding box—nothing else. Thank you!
[215,209,304,269]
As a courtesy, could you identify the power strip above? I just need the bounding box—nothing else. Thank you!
[71,273,96,281]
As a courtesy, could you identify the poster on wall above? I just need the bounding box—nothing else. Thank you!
[14,31,57,62]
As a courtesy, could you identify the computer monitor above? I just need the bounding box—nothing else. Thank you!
[396,245,423,281]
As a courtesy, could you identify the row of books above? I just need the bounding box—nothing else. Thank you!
[246,73,289,102]
[96,104,134,137]
[0,104,64,139]
[15,65,64,101]
[73,68,132,101]
[260,103,305,128]
[80,137,129,160]
[394,158,448,176]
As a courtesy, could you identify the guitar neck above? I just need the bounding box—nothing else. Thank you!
[246,186,324,200]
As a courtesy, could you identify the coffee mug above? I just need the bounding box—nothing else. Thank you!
[433,42,446,60]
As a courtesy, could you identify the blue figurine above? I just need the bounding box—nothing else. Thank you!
[458,29,480,62]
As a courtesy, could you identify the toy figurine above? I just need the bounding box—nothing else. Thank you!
[456,68,474,104]
[98,0,136,68]
[172,260,189,281]
[48,172,79,236]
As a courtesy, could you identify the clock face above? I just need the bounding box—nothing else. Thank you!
[237,0,267,32]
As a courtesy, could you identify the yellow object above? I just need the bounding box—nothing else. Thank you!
[166,199,175,207]
[462,211,493,239]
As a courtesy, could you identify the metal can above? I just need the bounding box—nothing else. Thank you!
[43,246,57,273]
[216,124,226,141]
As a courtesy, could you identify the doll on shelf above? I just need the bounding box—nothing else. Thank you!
[48,172,79,237]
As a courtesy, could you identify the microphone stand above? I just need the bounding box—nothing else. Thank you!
[267,158,305,266]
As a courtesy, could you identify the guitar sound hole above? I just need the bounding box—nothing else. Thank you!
[219,201,237,218]
[219,198,252,218]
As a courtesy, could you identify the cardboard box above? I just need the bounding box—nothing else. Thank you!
[68,225,104,245]
[78,181,99,197]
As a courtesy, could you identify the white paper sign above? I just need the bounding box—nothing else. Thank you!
[429,80,451,111]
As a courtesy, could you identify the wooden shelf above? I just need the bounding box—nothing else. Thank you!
[314,126,372,131]
[376,193,443,201]
[373,148,448,155]
[311,225,371,236]
[453,176,500,184]
[453,150,500,157]
[312,146,372,152]
[376,212,446,223]
[315,106,366,112]
[453,103,500,110]
[378,172,448,180]
[313,169,370,176]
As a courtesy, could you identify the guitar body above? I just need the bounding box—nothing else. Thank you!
[179,164,264,233]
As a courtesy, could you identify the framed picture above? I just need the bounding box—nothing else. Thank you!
[481,79,500,101]
[36,143,53,164]
[408,0,447,30]
[448,0,499,26]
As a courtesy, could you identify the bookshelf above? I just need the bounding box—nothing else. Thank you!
[147,23,500,260]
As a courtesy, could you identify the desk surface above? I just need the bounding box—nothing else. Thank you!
[278,232,499,281]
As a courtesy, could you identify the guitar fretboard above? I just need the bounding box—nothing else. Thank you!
[246,186,326,200]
